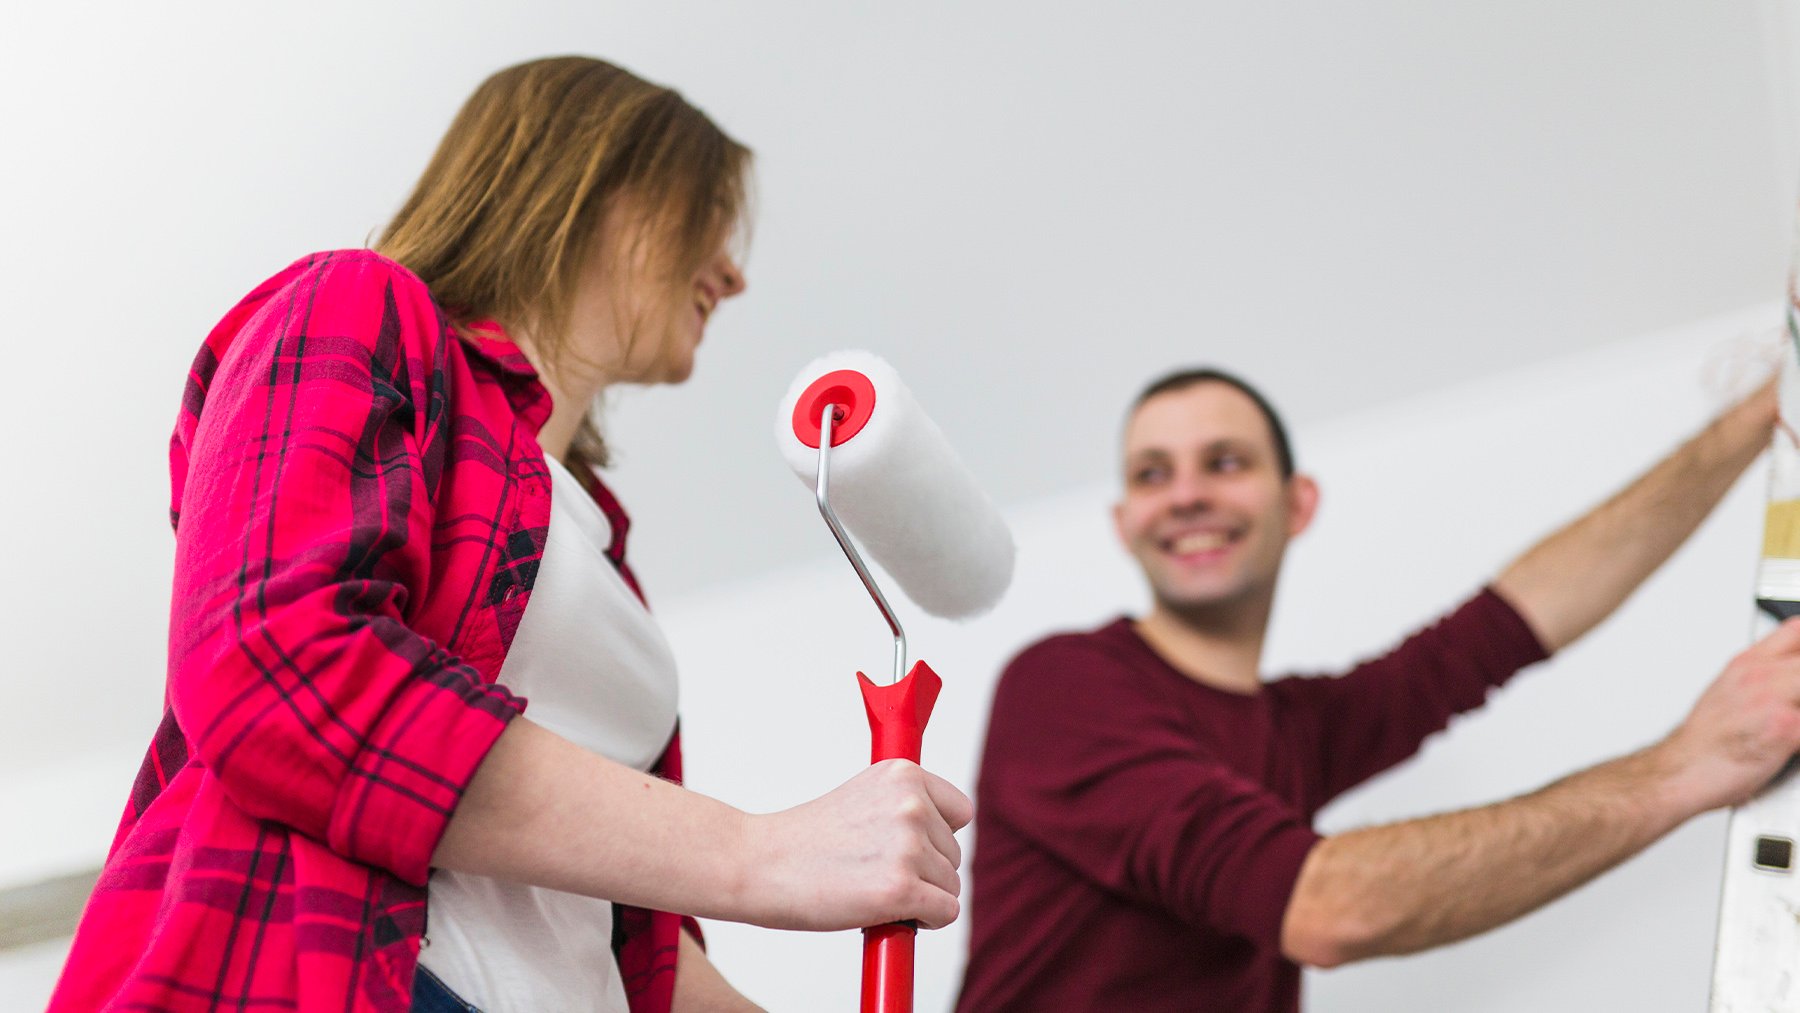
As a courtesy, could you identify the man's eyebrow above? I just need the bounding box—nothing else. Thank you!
[1130,439,1257,461]
[1206,437,1259,454]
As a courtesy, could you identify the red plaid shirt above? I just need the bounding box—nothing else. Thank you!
[51,250,692,1012]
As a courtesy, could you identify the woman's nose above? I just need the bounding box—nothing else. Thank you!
[715,253,747,299]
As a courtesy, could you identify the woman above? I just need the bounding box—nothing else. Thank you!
[51,56,970,1013]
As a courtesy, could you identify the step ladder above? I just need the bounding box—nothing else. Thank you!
[1710,279,1800,1010]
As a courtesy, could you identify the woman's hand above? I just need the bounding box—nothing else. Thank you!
[735,760,973,931]
[435,720,972,932]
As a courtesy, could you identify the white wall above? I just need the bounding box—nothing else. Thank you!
[0,302,1780,1008]
[0,1,1786,805]
[664,306,1777,1012]
[2,2,1793,1009]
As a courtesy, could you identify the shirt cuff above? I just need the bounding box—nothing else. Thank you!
[1231,822,1323,951]
[326,655,525,885]
[1474,585,1553,673]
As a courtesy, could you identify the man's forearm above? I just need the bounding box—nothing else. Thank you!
[1279,602,1800,970]
[1280,742,1699,967]
[1494,382,1776,652]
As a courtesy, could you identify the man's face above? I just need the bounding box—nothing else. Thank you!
[1113,382,1318,617]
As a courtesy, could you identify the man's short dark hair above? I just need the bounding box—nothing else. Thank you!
[1130,368,1296,478]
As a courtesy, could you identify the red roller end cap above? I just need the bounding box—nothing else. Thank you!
[792,369,877,449]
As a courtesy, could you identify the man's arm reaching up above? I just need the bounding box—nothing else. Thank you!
[1492,379,1777,653]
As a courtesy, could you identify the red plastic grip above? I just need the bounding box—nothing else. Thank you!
[861,923,916,1013]
[792,369,877,449]
[856,660,943,1013]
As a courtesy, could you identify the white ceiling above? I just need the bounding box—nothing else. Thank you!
[602,0,1795,597]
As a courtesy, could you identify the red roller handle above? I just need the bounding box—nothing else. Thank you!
[856,659,943,1013]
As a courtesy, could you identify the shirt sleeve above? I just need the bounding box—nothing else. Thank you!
[1287,586,1549,807]
[979,637,1321,948]
[166,251,524,887]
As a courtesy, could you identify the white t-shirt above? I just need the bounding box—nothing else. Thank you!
[419,457,680,1012]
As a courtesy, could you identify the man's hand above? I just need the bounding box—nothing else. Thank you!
[1659,615,1800,813]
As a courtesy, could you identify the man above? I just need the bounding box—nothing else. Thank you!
[955,367,1800,1011]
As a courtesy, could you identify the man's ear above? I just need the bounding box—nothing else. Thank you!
[1286,474,1320,538]
[1112,499,1129,550]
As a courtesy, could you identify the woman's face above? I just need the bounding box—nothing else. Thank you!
[567,201,747,389]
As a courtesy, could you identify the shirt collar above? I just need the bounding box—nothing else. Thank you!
[454,319,554,436]
[456,319,541,379]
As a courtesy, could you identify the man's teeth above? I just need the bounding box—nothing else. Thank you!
[1171,532,1229,554]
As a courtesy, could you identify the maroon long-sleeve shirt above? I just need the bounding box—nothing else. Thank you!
[957,589,1548,1011]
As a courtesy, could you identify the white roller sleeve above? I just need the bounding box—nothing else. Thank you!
[776,351,1015,619]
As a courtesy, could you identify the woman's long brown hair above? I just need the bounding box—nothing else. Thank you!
[378,55,751,471]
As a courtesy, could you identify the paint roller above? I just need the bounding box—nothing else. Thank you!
[776,351,1015,1013]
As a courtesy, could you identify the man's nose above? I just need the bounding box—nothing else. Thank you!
[1167,472,1215,513]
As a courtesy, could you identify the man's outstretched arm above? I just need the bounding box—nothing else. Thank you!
[1281,616,1800,968]
[1492,379,1776,653]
